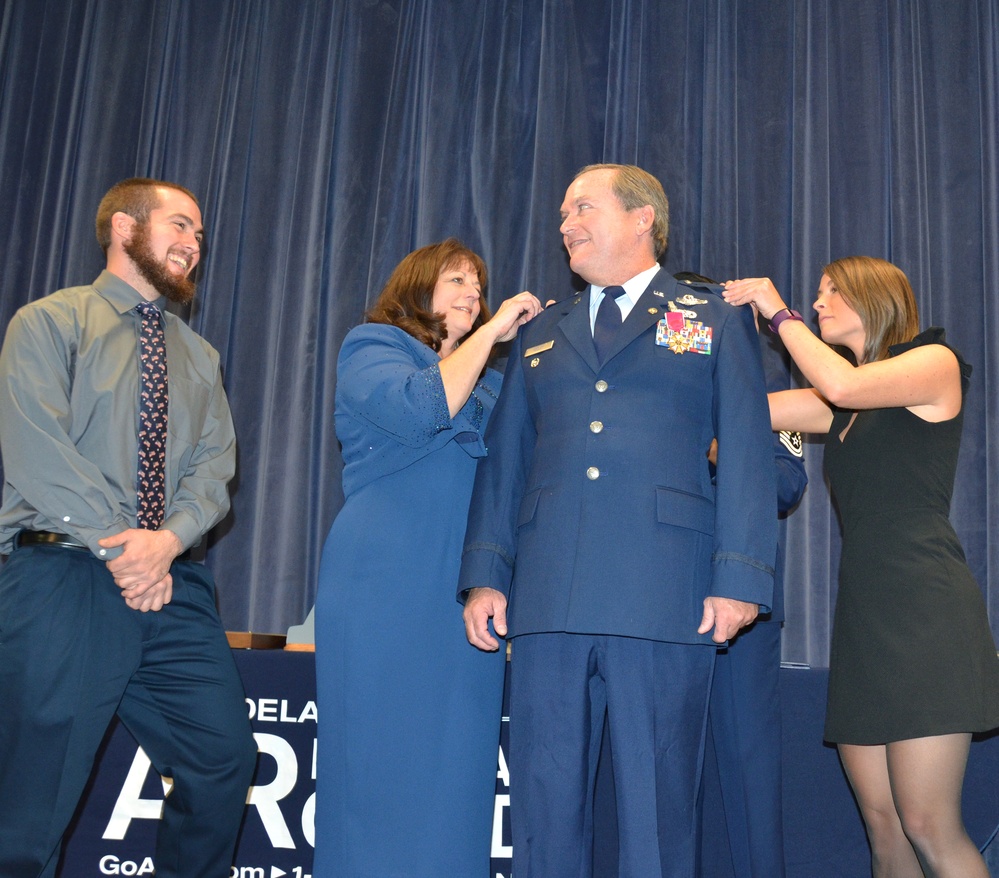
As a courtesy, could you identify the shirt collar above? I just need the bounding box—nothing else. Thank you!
[589,263,662,321]
[92,269,165,315]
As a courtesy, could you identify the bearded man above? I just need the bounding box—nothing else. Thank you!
[0,178,257,878]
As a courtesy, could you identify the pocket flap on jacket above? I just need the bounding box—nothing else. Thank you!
[517,487,542,527]
[655,486,714,535]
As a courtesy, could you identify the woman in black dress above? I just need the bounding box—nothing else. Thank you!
[723,256,999,878]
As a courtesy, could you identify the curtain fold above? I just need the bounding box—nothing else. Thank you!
[1,0,996,666]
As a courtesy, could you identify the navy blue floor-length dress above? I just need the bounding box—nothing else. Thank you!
[314,323,505,877]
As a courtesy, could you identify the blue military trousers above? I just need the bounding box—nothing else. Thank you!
[701,620,785,877]
[0,545,257,878]
[509,632,715,878]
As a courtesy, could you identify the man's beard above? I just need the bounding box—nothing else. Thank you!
[123,223,197,305]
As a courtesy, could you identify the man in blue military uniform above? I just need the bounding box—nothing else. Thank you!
[700,422,808,878]
[701,421,807,878]
[460,163,778,877]
[674,272,809,878]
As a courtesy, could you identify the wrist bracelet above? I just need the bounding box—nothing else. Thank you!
[769,308,803,333]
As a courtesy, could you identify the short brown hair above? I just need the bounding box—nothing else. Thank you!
[576,163,670,260]
[95,177,199,253]
[366,238,491,353]
[823,255,920,364]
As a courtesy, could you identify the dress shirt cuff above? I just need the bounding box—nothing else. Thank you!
[161,510,203,553]
[78,519,131,560]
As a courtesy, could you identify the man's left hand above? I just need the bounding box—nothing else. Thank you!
[698,596,759,643]
[99,528,184,602]
[123,575,174,612]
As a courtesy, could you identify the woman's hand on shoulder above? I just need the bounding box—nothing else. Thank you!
[721,277,787,322]
[485,291,543,343]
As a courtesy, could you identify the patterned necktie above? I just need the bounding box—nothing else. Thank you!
[136,302,168,529]
[593,285,626,362]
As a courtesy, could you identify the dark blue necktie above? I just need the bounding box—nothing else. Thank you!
[136,302,168,529]
[593,285,626,362]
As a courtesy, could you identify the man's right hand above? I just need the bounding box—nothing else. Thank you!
[463,587,508,652]
[99,528,182,611]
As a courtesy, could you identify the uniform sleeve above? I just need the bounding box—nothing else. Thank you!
[0,308,131,554]
[458,331,535,600]
[760,328,808,515]
[711,302,779,609]
[774,430,807,514]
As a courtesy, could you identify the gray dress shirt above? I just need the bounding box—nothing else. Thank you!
[0,270,236,558]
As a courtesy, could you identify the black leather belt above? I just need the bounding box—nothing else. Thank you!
[16,530,89,551]
[15,529,194,562]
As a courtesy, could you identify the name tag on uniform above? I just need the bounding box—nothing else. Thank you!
[524,340,554,357]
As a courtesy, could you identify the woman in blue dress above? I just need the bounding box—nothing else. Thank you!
[314,239,541,877]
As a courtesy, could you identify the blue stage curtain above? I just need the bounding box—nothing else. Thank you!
[0,0,996,667]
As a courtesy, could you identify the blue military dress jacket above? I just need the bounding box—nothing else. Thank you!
[459,269,778,646]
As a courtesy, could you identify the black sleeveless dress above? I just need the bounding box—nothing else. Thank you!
[823,328,999,744]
